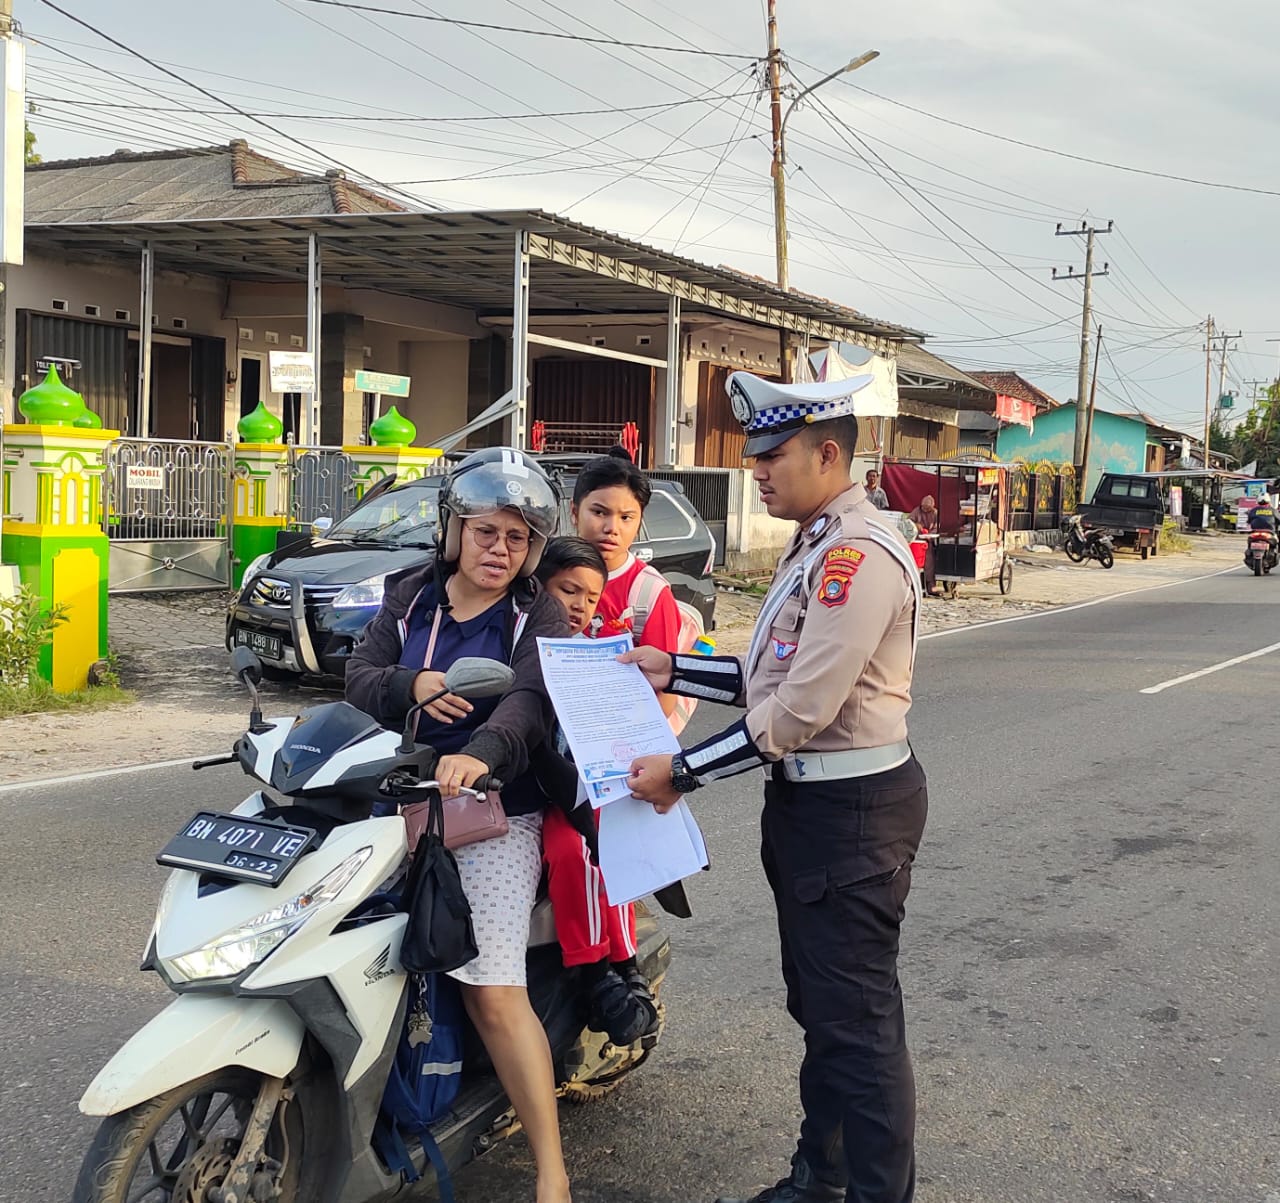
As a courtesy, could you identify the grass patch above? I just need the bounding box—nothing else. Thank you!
[0,679,135,718]
[1160,519,1194,554]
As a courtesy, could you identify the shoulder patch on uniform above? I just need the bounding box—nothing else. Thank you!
[824,546,865,573]
[818,545,863,607]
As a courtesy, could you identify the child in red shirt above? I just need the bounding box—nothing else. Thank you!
[542,450,681,1045]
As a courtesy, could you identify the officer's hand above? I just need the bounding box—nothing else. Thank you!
[617,646,673,693]
[627,754,680,814]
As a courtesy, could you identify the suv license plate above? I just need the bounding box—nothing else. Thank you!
[158,812,318,886]
[235,628,282,660]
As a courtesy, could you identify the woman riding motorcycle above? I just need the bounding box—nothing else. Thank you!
[344,447,574,1203]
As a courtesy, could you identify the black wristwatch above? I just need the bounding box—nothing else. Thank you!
[670,754,700,794]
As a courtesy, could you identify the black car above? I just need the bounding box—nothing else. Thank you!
[226,467,717,680]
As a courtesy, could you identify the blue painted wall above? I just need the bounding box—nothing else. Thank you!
[995,403,1148,496]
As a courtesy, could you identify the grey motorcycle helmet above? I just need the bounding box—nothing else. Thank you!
[437,448,560,577]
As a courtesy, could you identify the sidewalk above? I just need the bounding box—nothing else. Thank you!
[0,536,1247,786]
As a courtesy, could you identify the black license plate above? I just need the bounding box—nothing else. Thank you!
[158,812,318,886]
[235,628,283,660]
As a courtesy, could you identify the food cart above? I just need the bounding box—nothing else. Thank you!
[881,459,1014,597]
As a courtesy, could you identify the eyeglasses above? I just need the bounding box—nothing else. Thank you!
[465,521,530,552]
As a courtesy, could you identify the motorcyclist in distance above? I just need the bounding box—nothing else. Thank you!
[1248,496,1276,543]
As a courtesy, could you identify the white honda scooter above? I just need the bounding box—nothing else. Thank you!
[73,649,669,1203]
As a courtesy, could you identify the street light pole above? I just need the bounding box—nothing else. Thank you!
[766,0,877,381]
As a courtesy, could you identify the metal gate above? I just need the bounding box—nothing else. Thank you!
[103,438,233,593]
[650,467,731,567]
[286,446,358,527]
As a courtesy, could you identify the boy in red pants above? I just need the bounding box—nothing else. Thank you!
[541,450,681,1046]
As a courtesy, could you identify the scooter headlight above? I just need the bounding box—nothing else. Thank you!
[162,847,372,982]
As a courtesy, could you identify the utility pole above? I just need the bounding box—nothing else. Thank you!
[0,0,17,420]
[1205,323,1241,467]
[1079,324,1103,494]
[766,0,791,381]
[1203,315,1214,468]
[1052,220,1111,473]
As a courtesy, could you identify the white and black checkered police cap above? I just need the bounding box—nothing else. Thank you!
[726,370,875,456]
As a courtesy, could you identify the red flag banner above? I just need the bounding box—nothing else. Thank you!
[994,394,1035,430]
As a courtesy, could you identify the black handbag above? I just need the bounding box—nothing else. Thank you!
[399,790,479,976]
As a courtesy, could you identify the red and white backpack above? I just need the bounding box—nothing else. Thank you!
[625,564,706,735]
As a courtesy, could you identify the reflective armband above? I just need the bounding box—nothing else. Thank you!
[668,653,742,705]
[681,718,766,785]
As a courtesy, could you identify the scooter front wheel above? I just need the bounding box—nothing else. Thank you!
[72,1067,329,1203]
[1098,548,1115,569]
[1064,539,1086,563]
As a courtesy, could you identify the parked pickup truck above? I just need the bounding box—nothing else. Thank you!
[1077,472,1166,558]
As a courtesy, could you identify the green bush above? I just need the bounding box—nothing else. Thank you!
[0,586,68,686]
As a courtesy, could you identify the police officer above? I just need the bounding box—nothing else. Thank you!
[625,370,928,1203]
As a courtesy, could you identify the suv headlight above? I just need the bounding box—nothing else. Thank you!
[240,553,272,589]
[332,573,387,610]
[162,847,372,982]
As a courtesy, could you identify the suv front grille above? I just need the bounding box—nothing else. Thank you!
[303,584,343,608]
[250,577,291,607]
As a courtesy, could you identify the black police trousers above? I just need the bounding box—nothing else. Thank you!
[760,754,928,1203]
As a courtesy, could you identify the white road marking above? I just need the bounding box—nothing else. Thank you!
[920,564,1240,643]
[1140,640,1280,695]
[0,755,219,795]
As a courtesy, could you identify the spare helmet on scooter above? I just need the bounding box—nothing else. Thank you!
[437,448,560,577]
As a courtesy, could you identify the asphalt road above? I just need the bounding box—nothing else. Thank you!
[3,563,1277,1203]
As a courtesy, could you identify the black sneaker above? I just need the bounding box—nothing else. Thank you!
[586,969,653,1046]
[620,965,660,1035]
[714,1161,844,1203]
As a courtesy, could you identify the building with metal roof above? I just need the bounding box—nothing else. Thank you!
[13,141,923,462]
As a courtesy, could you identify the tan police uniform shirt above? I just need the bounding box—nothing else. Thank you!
[742,483,917,760]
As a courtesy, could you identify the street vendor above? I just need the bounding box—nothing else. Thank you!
[908,495,940,597]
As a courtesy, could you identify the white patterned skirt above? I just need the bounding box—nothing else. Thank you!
[446,812,544,988]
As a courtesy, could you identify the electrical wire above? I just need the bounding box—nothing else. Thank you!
[292,0,759,58]
[29,90,760,125]
[32,0,439,210]
[840,81,1280,200]
[808,96,1075,323]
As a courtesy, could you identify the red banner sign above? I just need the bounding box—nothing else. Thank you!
[995,394,1035,429]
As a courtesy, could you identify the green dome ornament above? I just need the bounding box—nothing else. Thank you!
[73,406,104,429]
[18,365,91,427]
[368,405,416,447]
[237,400,284,443]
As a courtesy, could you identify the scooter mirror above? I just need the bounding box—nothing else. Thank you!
[444,657,514,699]
[230,646,264,685]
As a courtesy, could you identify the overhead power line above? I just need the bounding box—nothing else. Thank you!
[292,0,758,58]
[33,0,439,209]
[29,90,758,124]
[843,82,1280,199]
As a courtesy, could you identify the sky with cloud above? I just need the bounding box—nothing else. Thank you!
[22,0,1280,435]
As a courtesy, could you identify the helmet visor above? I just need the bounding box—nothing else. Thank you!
[443,464,559,539]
